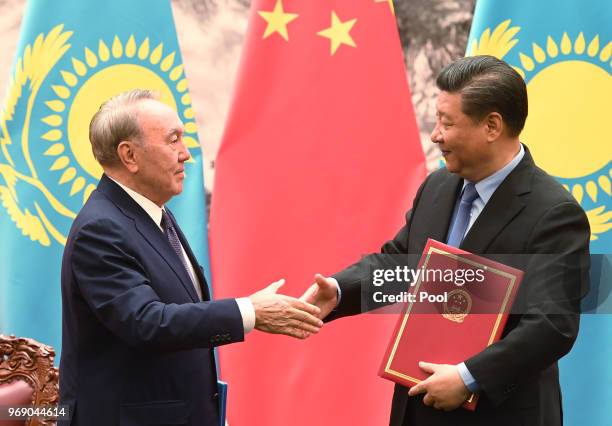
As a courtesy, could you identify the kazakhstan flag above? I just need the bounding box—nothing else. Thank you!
[467,1,611,425]
[0,0,210,358]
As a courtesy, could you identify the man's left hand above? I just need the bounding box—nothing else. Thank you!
[407,362,471,411]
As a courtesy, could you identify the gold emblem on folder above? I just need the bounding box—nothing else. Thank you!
[442,289,472,323]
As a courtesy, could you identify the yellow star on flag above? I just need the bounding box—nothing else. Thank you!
[258,0,299,41]
[317,11,357,55]
[375,0,395,15]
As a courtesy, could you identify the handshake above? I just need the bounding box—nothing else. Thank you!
[248,274,338,339]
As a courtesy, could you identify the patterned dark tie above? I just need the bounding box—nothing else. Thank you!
[161,210,200,298]
[447,183,479,247]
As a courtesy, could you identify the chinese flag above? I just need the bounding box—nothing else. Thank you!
[210,0,426,424]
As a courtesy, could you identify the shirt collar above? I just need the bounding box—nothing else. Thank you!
[108,176,165,229]
[464,143,525,204]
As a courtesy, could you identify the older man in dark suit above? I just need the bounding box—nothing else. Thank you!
[60,89,323,426]
[303,55,590,426]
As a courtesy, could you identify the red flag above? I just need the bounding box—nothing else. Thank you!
[210,0,426,424]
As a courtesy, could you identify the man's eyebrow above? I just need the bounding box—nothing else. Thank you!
[166,127,183,137]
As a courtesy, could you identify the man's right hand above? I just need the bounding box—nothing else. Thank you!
[249,279,323,339]
[300,274,338,320]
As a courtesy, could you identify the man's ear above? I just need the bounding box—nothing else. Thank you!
[117,140,139,173]
[485,112,503,141]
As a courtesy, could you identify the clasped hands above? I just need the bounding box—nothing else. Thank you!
[249,274,338,339]
[253,275,470,411]
[249,279,323,339]
[300,274,471,411]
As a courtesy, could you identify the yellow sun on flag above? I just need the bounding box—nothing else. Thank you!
[468,21,612,240]
[41,34,200,204]
[513,33,611,204]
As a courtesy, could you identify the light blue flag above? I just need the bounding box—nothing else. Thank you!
[467,1,611,424]
[0,0,210,360]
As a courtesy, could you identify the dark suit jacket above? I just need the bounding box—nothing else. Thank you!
[330,147,590,426]
[59,175,244,426]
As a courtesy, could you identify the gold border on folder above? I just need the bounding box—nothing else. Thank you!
[384,246,517,387]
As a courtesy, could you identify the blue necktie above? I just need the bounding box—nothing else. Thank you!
[447,183,479,247]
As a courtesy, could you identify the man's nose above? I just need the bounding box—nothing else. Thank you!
[430,123,442,144]
[179,144,191,162]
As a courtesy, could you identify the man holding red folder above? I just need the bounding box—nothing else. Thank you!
[302,55,590,425]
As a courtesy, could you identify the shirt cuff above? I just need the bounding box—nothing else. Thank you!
[457,362,480,393]
[328,277,341,306]
[235,297,255,334]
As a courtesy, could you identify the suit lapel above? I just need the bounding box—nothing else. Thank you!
[461,148,535,253]
[428,171,463,244]
[97,175,200,302]
[135,215,201,302]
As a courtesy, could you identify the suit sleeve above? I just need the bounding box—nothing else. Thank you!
[465,201,590,405]
[70,218,245,351]
[328,174,431,319]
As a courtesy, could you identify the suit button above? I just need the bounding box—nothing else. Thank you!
[213,392,219,401]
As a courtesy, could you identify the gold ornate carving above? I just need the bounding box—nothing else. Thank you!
[0,334,59,426]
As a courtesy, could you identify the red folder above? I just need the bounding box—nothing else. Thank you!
[378,239,524,410]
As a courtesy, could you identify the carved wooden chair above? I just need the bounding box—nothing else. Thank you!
[0,335,59,426]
